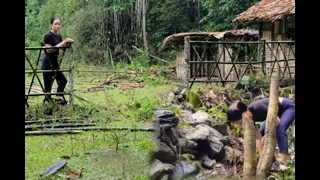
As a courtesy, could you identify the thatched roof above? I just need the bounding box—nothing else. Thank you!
[161,29,258,50]
[233,0,295,24]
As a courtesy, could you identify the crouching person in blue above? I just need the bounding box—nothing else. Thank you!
[226,97,295,168]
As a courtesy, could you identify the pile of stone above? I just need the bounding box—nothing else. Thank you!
[150,109,244,180]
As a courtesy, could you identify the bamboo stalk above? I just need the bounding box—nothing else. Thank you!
[25,69,70,73]
[25,119,84,125]
[25,92,71,96]
[25,130,82,136]
[46,127,155,132]
[25,123,96,130]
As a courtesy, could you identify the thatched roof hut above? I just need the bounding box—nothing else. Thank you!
[160,29,259,82]
[161,29,258,50]
[233,0,295,24]
[232,0,295,78]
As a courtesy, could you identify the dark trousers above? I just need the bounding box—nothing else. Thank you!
[259,98,295,154]
[41,56,67,97]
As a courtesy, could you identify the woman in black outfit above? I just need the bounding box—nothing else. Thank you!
[41,17,73,104]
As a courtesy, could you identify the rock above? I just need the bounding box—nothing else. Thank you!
[174,87,183,95]
[168,92,175,101]
[160,175,169,180]
[162,127,179,146]
[168,161,200,180]
[199,154,215,169]
[181,110,193,118]
[182,111,211,126]
[195,172,206,180]
[153,142,177,164]
[280,78,295,88]
[150,159,175,180]
[212,123,229,136]
[183,124,225,160]
[181,88,187,96]
[178,138,198,150]
[177,95,184,102]
[181,153,196,162]
[155,109,179,129]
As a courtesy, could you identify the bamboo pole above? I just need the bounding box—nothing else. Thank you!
[25,130,82,136]
[25,69,70,73]
[25,120,84,125]
[47,127,155,132]
[25,123,96,130]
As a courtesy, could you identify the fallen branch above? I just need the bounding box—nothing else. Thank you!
[132,45,168,63]
[25,130,82,136]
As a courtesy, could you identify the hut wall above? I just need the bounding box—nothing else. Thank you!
[176,49,187,81]
[261,22,273,75]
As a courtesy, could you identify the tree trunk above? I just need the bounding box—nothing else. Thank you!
[256,70,280,178]
[243,116,257,179]
[142,0,148,52]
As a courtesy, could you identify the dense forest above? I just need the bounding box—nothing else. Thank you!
[25,0,259,65]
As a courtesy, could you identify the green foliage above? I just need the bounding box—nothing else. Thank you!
[131,97,161,121]
[269,167,295,180]
[186,90,202,110]
[207,101,228,123]
[236,75,269,92]
[26,0,262,66]
[233,125,241,136]
[147,0,201,46]
[201,0,260,31]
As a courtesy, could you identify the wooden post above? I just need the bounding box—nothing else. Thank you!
[261,39,266,76]
[184,36,190,88]
[256,68,279,178]
[243,116,257,179]
[68,45,74,107]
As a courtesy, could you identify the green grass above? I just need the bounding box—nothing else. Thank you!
[25,131,156,180]
[25,67,177,179]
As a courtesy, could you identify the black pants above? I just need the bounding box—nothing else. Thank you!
[41,56,67,96]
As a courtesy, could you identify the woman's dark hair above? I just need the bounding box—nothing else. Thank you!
[50,17,60,24]
[226,100,248,122]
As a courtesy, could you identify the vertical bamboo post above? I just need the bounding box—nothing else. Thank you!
[184,36,190,88]
[68,45,74,107]
[261,39,266,76]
